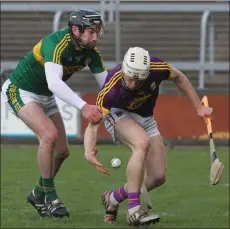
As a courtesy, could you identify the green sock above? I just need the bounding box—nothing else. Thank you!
[42,177,58,202]
[34,175,45,199]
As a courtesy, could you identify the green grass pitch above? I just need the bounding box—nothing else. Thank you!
[1,145,229,228]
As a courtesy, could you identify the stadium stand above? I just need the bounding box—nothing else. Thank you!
[1,7,229,93]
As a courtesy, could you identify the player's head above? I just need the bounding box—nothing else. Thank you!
[68,9,104,49]
[122,47,150,90]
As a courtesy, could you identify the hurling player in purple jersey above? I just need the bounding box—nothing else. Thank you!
[83,47,213,226]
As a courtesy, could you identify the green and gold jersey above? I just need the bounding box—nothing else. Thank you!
[9,28,106,96]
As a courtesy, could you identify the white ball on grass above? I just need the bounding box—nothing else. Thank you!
[111,158,121,168]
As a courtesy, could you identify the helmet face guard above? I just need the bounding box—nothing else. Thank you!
[122,73,146,90]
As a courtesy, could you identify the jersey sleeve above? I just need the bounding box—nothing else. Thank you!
[96,69,122,114]
[150,56,173,80]
[96,89,114,114]
[88,48,106,74]
[41,34,71,64]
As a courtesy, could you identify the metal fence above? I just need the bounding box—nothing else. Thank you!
[1,1,229,89]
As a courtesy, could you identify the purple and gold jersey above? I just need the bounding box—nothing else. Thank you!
[96,57,172,117]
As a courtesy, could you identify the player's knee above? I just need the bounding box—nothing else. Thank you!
[56,147,70,159]
[39,128,58,145]
[134,137,151,155]
[148,172,166,190]
[155,172,166,186]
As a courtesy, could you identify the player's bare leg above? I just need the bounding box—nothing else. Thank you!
[103,135,165,224]
[144,134,167,191]
[102,117,160,225]
[45,112,70,217]
[19,102,69,218]
[116,118,148,189]
[110,135,167,192]
[32,112,70,216]
[49,112,70,177]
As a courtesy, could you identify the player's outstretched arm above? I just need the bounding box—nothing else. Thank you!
[93,71,108,88]
[45,62,102,123]
[84,113,110,175]
[171,67,213,122]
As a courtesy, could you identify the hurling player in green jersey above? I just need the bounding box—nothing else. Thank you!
[2,9,107,218]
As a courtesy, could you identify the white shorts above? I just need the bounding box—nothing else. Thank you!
[1,79,59,117]
[105,108,160,143]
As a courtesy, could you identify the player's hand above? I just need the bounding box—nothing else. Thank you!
[81,103,103,124]
[197,106,213,124]
[85,148,110,175]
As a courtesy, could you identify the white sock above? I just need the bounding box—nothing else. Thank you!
[128,205,141,214]
[109,192,119,206]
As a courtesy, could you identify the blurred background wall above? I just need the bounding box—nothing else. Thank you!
[1,1,229,145]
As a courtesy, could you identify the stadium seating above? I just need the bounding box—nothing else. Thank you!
[1,10,229,92]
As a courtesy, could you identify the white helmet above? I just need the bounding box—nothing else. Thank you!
[122,47,150,80]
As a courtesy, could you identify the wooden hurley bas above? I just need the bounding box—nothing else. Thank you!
[201,96,224,185]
